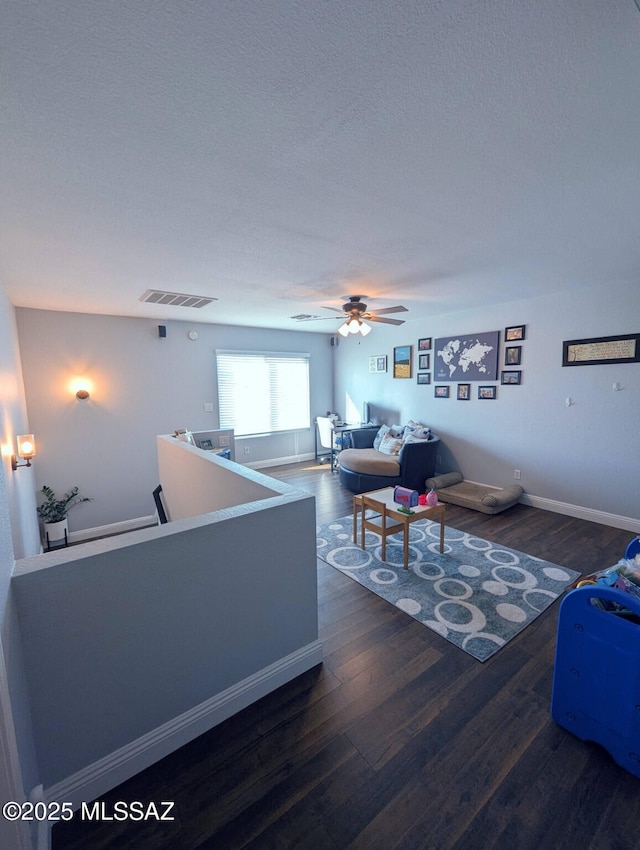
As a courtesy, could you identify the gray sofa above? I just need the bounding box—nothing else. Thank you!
[338,426,440,494]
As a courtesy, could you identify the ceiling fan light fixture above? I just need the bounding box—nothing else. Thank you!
[338,316,372,336]
[302,295,407,331]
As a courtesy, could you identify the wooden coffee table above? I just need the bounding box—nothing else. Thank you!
[353,487,446,570]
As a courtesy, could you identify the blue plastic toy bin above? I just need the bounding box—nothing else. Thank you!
[551,586,640,778]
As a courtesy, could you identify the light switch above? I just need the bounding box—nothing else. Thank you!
[203,403,214,412]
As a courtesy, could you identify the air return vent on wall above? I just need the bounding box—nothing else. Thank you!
[139,289,218,309]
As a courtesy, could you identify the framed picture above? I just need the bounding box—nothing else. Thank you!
[457,383,470,400]
[418,337,432,351]
[417,372,431,385]
[504,345,522,366]
[505,325,526,341]
[562,333,640,366]
[369,355,387,373]
[434,331,499,381]
[418,353,430,370]
[198,439,213,450]
[478,386,497,399]
[393,345,412,379]
[501,370,522,385]
[434,385,450,398]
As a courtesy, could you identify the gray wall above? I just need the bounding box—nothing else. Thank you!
[3,292,323,815]
[333,281,639,524]
[12,479,318,790]
[0,293,40,562]
[16,309,335,531]
[0,287,40,848]
[157,435,277,519]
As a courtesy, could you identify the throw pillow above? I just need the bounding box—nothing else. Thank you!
[403,420,431,441]
[404,427,431,441]
[373,424,390,451]
[403,432,431,444]
[378,434,403,455]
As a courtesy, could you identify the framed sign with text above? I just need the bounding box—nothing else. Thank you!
[562,333,640,366]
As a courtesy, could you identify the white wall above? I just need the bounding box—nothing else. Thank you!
[333,281,639,528]
[15,309,335,532]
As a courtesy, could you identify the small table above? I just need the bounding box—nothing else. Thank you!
[353,487,446,570]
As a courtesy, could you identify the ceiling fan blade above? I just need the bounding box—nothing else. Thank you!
[321,306,344,314]
[367,315,405,326]
[368,305,408,316]
[293,314,341,322]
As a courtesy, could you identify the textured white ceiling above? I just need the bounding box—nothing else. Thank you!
[1,0,639,331]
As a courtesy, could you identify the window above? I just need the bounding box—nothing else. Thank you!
[216,350,311,437]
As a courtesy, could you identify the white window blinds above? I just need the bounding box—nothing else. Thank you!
[216,351,311,437]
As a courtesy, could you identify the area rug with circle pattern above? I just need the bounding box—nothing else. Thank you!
[317,514,580,662]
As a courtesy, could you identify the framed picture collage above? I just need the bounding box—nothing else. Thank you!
[409,326,526,400]
[371,326,526,401]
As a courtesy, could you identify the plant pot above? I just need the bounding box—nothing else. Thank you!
[44,518,68,545]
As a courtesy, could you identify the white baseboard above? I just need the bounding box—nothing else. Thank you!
[451,477,636,533]
[245,452,315,470]
[520,493,639,533]
[44,640,323,814]
[459,477,638,534]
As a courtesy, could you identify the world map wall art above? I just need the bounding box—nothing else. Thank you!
[434,331,500,381]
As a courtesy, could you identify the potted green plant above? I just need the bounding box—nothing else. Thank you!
[37,485,93,544]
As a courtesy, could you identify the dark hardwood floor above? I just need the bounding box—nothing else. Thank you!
[53,462,638,850]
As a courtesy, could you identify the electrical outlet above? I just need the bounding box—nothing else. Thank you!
[203,402,214,412]
[218,436,230,447]
[244,446,250,455]
[514,469,521,480]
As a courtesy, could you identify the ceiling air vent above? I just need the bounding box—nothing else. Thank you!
[139,289,218,309]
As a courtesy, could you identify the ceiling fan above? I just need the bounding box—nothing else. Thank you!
[295,295,408,336]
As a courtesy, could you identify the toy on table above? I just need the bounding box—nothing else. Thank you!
[393,486,419,508]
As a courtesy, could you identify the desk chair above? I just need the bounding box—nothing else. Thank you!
[360,493,405,564]
[315,416,335,466]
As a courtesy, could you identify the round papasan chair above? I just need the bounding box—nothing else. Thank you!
[338,423,440,495]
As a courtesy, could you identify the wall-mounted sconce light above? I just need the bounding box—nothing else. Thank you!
[11,434,36,471]
[70,377,92,400]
